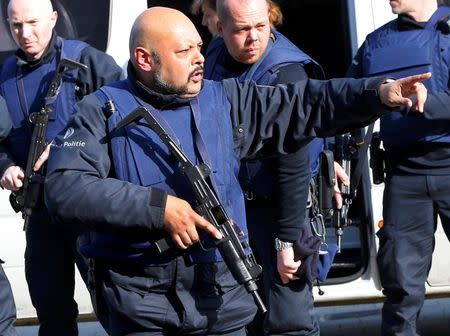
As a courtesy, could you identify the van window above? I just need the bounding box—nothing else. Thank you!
[0,0,110,65]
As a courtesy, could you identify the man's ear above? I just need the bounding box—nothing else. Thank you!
[217,21,224,37]
[134,47,152,72]
[50,10,58,29]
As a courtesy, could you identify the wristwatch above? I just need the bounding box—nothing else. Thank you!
[382,78,396,84]
[274,238,294,251]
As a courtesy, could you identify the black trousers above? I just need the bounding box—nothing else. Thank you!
[246,204,320,336]
[0,262,17,336]
[378,174,450,336]
[25,208,87,336]
[100,257,257,335]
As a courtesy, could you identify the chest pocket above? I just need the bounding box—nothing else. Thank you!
[365,44,431,76]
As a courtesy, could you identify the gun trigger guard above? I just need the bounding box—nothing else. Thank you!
[198,238,215,252]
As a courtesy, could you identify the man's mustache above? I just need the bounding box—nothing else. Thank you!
[188,65,204,79]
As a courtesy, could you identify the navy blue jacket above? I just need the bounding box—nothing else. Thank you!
[44,63,392,266]
[204,30,325,241]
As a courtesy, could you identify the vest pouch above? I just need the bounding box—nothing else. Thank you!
[374,43,450,144]
[366,44,432,78]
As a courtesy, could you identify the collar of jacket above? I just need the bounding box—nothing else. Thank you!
[397,14,427,31]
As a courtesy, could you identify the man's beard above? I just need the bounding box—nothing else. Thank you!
[152,66,203,96]
[152,72,187,95]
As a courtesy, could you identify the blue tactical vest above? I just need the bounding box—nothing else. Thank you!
[205,29,325,196]
[79,79,248,265]
[361,6,450,145]
[0,37,87,167]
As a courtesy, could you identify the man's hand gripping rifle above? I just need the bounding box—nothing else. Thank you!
[115,107,267,313]
[10,58,88,230]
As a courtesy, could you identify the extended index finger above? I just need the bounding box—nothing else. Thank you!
[400,72,432,85]
[33,144,51,171]
[194,214,223,240]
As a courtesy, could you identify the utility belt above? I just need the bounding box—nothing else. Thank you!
[98,259,176,277]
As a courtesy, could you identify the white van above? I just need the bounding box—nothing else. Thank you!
[1,0,450,334]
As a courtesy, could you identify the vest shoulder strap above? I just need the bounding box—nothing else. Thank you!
[425,6,450,30]
[61,38,89,61]
[95,82,137,119]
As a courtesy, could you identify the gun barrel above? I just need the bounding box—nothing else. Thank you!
[251,287,267,313]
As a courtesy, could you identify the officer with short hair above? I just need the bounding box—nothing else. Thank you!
[44,6,428,336]
[347,1,450,335]
[204,0,322,334]
[0,0,123,334]
[204,0,349,334]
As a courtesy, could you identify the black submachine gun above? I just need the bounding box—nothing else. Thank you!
[115,106,267,313]
[10,58,88,230]
[333,133,359,253]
